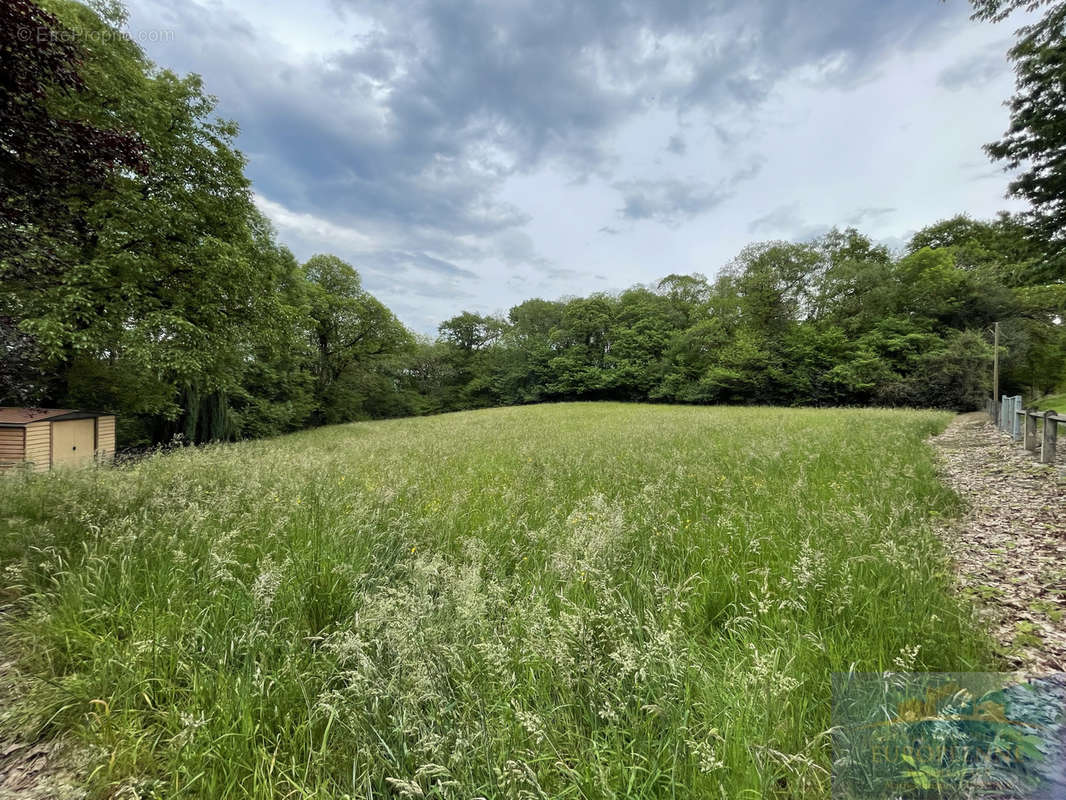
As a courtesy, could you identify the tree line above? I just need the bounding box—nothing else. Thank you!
[2,0,1064,448]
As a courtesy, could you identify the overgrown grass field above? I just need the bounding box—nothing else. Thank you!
[1034,391,1066,411]
[0,404,993,798]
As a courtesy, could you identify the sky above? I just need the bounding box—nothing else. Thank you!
[122,0,1028,335]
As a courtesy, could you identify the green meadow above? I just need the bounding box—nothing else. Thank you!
[1033,391,1066,411]
[0,404,992,798]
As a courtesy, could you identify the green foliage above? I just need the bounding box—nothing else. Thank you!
[2,1,417,445]
[0,404,993,798]
[424,223,1056,413]
[1033,390,1066,409]
[975,0,1066,269]
[906,213,1046,284]
[304,254,414,425]
[4,0,1063,450]
[436,311,508,409]
[969,0,1058,22]
[0,0,145,404]
[3,0,296,436]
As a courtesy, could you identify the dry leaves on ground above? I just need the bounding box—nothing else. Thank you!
[0,644,88,800]
[931,412,1066,672]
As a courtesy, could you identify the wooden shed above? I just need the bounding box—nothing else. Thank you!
[0,408,116,472]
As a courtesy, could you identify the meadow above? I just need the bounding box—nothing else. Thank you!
[0,404,993,798]
[1034,391,1066,411]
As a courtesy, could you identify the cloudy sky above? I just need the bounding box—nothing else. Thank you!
[123,0,1027,334]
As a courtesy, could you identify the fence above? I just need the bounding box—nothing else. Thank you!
[985,394,1062,465]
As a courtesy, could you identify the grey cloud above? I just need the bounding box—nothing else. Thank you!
[130,0,971,293]
[748,204,831,242]
[728,158,765,186]
[958,157,1018,184]
[616,160,763,226]
[937,40,1010,91]
[616,179,730,226]
[138,0,968,212]
[749,204,803,233]
[795,224,833,243]
[494,230,554,269]
[340,249,479,280]
[666,134,687,155]
[363,269,477,301]
[845,206,896,226]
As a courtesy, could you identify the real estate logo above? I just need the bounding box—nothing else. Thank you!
[832,672,1066,798]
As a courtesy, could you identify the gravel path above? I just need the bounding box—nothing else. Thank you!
[931,412,1066,672]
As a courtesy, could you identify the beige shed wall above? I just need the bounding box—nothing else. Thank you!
[24,421,52,472]
[0,428,24,469]
[96,416,116,461]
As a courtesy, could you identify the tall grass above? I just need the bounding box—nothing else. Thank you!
[0,403,992,798]
[1032,391,1066,411]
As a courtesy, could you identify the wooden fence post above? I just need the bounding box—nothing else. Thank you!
[1024,409,1038,452]
[1041,410,1058,465]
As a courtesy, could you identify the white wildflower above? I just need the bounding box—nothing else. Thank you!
[688,733,725,774]
[513,703,547,746]
[173,710,207,747]
[893,644,921,672]
[384,777,424,798]
[251,558,281,611]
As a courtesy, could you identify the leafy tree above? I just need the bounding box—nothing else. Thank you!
[603,288,679,399]
[727,242,822,330]
[0,0,145,405]
[546,296,617,398]
[0,0,145,272]
[304,255,413,424]
[969,0,1057,21]
[228,237,316,440]
[436,311,508,408]
[438,311,506,352]
[654,316,734,403]
[498,299,566,404]
[811,229,896,332]
[971,0,1066,268]
[909,214,1048,285]
[876,330,993,410]
[909,215,1065,398]
[655,273,712,327]
[397,338,455,413]
[3,0,300,444]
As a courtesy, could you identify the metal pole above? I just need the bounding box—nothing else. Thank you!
[992,321,999,425]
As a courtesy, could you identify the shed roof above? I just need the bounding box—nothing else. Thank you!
[0,407,110,426]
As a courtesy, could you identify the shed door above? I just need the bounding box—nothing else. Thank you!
[52,419,95,468]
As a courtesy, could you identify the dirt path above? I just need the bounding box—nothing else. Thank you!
[931,412,1066,672]
[0,636,88,799]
